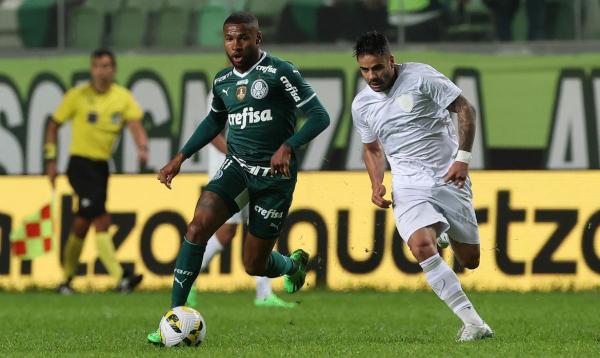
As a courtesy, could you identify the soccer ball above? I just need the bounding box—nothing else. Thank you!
[159,306,206,347]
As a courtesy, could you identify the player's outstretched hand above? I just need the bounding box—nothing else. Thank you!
[443,161,469,188]
[270,143,292,177]
[372,183,392,208]
[157,153,184,190]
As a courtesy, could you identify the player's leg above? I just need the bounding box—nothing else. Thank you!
[394,183,492,342]
[186,222,237,306]
[147,190,232,344]
[171,191,231,307]
[93,214,122,283]
[434,182,481,269]
[253,276,297,308]
[58,216,90,294]
[242,232,307,289]
[57,156,94,294]
[170,156,250,310]
[407,225,492,342]
[201,223,237,271]
[245,177,308,294]
[449,241,480,269]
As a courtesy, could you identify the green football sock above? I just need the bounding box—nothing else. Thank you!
[264,251,296,278]
[171,238,206,308]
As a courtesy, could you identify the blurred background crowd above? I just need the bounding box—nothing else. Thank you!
[0,0,598,50]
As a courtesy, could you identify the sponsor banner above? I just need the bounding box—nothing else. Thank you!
[1,172,599,291]
[2,52,600,173]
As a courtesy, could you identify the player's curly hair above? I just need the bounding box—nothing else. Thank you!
[353,31,390,59]
[223,12,259,28]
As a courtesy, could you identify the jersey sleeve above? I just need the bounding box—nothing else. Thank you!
[351,101,377,144]
[278,62,316,108]
[52,88,77,123]
[210,85,227,113]
[123,91,143,121]
[419,66,462,110]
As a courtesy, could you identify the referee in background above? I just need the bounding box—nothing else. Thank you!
[44,49,147,294]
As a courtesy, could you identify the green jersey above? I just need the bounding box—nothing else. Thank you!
[210,52,316,164]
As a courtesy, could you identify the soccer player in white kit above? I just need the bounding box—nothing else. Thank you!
[351,32,494,342]
[186,102,295,309]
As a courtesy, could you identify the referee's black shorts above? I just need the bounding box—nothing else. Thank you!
[66,155,109,219]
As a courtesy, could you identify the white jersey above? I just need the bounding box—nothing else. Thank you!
[352,63,461,187]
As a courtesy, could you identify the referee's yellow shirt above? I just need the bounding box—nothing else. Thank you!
[52,83,143,161]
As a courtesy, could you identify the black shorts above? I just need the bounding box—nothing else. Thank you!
[67,155,109,219]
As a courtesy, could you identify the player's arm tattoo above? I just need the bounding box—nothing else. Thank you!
[447,95,475,152]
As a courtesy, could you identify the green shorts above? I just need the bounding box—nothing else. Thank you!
[204,155,297,240]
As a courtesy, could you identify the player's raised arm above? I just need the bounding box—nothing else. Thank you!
[443,95,476,188]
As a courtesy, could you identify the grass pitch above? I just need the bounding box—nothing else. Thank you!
[0,290,598,357]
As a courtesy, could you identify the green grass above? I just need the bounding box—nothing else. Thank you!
[0,290,599,357]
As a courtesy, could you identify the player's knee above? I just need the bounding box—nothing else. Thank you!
[243,261,265,276]
[186,221,210,244]
[408,241,437,262]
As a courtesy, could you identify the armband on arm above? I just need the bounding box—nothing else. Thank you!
[44,143,57,161]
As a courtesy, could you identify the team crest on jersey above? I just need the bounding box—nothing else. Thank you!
[250,79,269,99]
[396,94,414,112]
[236,86,247,101]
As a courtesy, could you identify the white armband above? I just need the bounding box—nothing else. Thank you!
[455,150,472,164]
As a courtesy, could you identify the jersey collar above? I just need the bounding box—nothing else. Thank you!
[232,51,268,78]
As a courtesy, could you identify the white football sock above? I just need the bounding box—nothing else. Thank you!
[420,253,484,326]
[200,235,224,272]
[255,276,273,300]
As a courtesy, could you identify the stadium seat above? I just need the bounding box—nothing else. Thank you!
[153,6,189,47]
[0,0,24,48]
[83,0,123,14]
[511,1,527,41]
[444,0,493,41]
[285,0,321,42]
[545,0,575,40]
[68,6,103,49]
[196,4,228,47]
[209,0,246,12]
[246,0,288,41]
[125,0,163,12]
[111,6,146,48]
[164,0,207,10]
[17,0,59,47]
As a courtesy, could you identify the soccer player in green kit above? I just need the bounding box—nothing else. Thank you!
[147,12,330,343]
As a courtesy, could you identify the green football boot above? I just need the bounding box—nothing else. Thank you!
[186,288,198,307]
[283,249,309,294]
[254,293,297,308]
[147,329,162,345]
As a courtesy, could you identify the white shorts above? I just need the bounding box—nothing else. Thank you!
[208,144,248,225]
[391,178,479,245]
